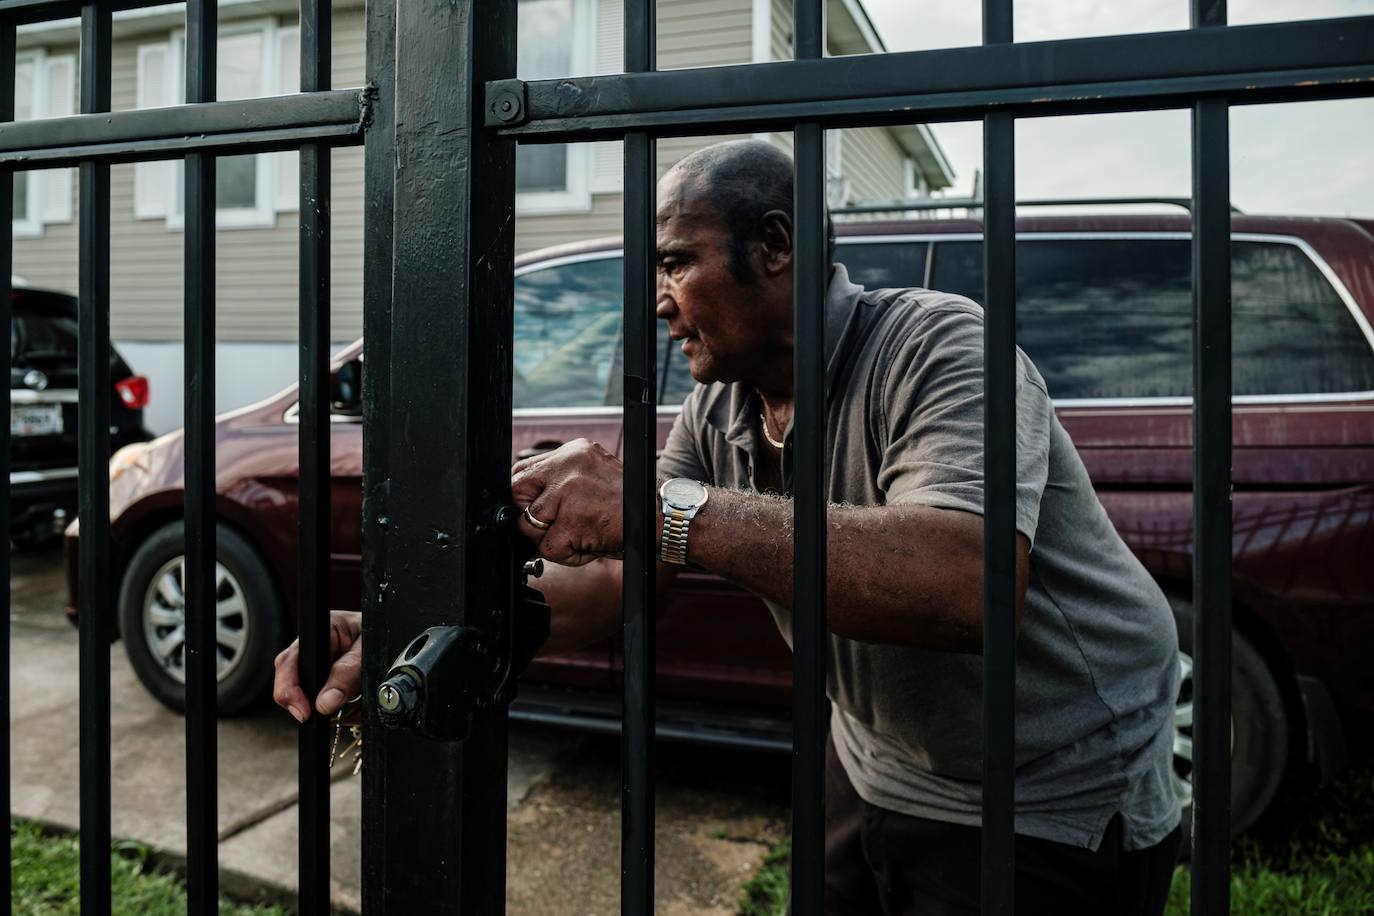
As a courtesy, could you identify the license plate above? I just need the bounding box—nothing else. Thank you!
[11,403,64,437]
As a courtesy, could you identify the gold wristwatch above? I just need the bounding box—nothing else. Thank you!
[658,478,709,565]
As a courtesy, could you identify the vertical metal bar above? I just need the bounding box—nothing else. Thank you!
[1191,6,1232,915]
[183,0,218,911]
[298,0,332,912]
[383,0,517,909]
[0,18,13,908]
[791,1,826,911]
[77,4,113,913]
[621,0,656,907]
[360,0,396,910]
[980,3,1016,914]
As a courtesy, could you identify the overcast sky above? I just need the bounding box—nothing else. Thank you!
[859,0,1374,217]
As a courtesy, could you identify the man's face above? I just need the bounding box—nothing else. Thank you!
[655,176,787,385]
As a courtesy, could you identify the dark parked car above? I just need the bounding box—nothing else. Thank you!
[65,212,1374,840]
[12,281,151,544]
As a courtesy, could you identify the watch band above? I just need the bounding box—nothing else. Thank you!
[659,506,693,565]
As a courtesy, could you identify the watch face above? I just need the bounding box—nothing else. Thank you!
[662,478,707,509]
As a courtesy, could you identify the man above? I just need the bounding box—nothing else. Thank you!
[276,139,1182,914]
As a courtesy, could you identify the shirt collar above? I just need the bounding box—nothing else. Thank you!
[711,262,866,450]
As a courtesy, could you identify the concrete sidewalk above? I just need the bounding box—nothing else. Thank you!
[9,547,787,913]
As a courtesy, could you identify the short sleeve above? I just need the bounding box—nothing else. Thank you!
[877,306,1052,545]
[656,387,712,483]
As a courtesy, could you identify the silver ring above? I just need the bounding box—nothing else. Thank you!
[523,506,552,531]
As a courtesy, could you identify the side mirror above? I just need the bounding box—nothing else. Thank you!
[331,358,363,417]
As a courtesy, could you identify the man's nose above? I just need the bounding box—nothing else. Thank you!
[655,279,675,319]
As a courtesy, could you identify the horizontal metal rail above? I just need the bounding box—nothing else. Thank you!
[0,89,367,167]
[486,15,1374,140]
[0,0,174,25]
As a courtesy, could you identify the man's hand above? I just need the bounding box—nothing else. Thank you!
[511,438,627,566]
[273,610,362,722]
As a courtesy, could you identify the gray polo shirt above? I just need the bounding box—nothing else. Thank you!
[656,263,1181,851]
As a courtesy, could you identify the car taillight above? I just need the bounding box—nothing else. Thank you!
[115,375,149,410]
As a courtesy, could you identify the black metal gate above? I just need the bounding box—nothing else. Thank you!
[0,0,1370,913]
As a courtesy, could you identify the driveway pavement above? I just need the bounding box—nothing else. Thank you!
[9,545,788,913]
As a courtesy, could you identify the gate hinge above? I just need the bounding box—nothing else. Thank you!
[484,79,528,128]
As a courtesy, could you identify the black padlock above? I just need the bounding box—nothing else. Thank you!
[375,505,550,742]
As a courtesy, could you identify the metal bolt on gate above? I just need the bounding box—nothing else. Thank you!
[0,0,1366,913]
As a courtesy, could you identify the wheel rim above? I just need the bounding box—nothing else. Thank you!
[1171,651,1234,811]
[1172,653,1195,807]
[141,556,250,684]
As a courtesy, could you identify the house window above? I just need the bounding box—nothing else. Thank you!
[903,158,927,199]
[516,0,592,213]
[136,20,299,230]
[13,50,76,238]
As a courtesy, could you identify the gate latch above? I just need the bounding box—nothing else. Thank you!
[375,506,550,742]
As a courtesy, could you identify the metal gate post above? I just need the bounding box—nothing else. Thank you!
[0,18,13,907]
[364,0,518,910]
[183,0,219,908]
[1190,5,1235,912]
[360,0,397,910]
[76,5,113,911]
[980,4,1017,915]
[620,0,657,906]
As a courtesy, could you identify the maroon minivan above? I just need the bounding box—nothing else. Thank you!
[66,212,1374,838]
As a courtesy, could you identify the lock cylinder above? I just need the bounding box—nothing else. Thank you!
[377,669,421,726]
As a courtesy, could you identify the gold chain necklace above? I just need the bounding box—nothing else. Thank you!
[759,412,785,449]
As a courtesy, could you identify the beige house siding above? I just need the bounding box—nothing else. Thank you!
[519,0,755,253]
[13,6,368,344]
[658,0,752,69]
[842,127,908,203]
[13,0,927,346]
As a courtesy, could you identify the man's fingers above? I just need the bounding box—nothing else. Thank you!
[516,489,561,543]
[315,638,364,717]
[510,447,555,477]
[510,463,550,507]
[272,640,311,723]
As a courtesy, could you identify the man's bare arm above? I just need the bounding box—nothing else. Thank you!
[681,488,1028,654]
[512,440,1029,655]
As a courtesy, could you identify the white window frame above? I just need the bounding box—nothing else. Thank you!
[903,157,927,199]
[13,49,77,239]
[515,0,595,214]
[136,18,294,231]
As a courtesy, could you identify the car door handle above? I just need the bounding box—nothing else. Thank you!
[517,442,562,460]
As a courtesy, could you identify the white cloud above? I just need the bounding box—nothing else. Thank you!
[858,0,1374,216]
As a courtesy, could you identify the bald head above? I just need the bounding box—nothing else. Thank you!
[659,139,831,284]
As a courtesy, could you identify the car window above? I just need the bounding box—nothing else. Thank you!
[928,240,985,304]
[660,319,699,407]
[836,241,928,291]
[928,237,1374,399]
[13,306,80,366]
[513,257,624,409]
[1232,241,1374,396]
[1012,238,1194,400]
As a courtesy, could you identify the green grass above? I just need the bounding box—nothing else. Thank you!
[11,821,290,916]
[738,837,791,916]
[738,768,1374,915]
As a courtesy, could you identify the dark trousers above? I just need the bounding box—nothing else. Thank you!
[822,739,1182,916]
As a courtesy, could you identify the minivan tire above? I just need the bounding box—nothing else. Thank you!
[119,521,285,716]
[1169,594,1288,857]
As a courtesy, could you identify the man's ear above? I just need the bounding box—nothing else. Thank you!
[757,209,794,277]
